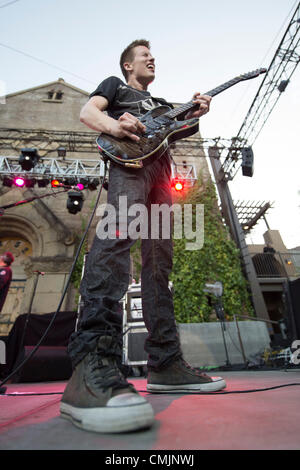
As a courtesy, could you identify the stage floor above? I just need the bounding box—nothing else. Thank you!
[1,369,300,450]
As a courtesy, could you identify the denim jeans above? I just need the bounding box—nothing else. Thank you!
[68,152,182,371]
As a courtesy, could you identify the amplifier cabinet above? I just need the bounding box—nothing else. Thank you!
[122,283,148,366]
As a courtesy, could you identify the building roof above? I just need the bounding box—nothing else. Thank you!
[5,78,90,98]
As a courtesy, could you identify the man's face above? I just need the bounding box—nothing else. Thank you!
[126,45,155,83]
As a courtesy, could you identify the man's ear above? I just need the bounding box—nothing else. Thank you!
[123,61,133,73]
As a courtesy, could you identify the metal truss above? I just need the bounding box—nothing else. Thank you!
[222,2,300,180]
[233,200,274,233]
[0,155,106,179]
[0,155,199,186]
[171,162,198,186]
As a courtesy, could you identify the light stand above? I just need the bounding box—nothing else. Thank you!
[204,281,231,368]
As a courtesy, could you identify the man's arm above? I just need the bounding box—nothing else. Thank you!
[80,96,145,141]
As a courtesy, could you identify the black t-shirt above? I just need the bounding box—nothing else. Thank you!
[89,76,173,120]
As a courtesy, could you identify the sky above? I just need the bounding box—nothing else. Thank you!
[0,0,299,248]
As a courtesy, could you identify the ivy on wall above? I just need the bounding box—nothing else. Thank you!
[170,174,254,323]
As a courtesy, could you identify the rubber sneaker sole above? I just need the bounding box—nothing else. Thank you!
[147,377,226,393]
[60,393,154,433]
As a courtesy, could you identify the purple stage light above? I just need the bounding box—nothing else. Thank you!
[14,177,25,187]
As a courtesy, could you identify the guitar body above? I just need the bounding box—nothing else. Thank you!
[96,106,199,168]
[96,68,266,168]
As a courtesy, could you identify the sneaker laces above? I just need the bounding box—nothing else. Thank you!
[88,348,132,393]
[179,358,211,379]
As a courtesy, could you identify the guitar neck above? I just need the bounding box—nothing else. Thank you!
[165,75,247,120]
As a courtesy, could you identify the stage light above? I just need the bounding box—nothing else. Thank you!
[14,177,26,187]
[37,179,50,188]
[76,183,84,191]
[172,178,185,192]
[78,178,89,188]
[25,178,36,188]
[87,178,100,191]
[51,179,62,188]
[19,148,40,171]
[63,177,76,187]
[203,281,223,298]
[241,147,254,177]
[67,191,84,214]
[2,177,13,187]
[57,147,67,158]
[175,181,183,191]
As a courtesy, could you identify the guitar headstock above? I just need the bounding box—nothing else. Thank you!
[239,68,267,81]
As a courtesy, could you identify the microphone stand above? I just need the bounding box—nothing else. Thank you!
[213,298,231,368]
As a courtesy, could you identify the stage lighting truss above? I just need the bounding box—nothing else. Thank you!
[1,155,200,190]
[233,200,274,234]
[0,155,105,189]
[171,161,198,188]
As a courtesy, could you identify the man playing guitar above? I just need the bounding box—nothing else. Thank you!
[60,39,226,434]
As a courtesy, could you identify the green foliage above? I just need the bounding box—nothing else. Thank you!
[170,175,254,323]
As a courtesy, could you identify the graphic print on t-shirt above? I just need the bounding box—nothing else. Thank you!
[89,76,173,121]
[115,83,163,118]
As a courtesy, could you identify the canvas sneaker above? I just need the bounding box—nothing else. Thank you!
[147,358,226,393]
[60,336,154,433]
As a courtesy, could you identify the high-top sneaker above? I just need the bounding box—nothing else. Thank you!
[60,336,154,432]
[147,358,226,393]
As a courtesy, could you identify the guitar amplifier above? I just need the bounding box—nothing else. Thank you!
[122,283,148,366]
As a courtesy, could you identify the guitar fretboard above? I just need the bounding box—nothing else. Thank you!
[165,69,266,120]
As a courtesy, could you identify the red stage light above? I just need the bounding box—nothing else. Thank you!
[174,181,183,191]
[172,178,184,191]
[51,179,60,187]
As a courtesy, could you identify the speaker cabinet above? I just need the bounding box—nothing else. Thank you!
[12,346,72,383]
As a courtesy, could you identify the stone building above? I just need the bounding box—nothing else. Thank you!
[0,78,210,333]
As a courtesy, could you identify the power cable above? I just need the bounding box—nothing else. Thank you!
[1,382,300,396]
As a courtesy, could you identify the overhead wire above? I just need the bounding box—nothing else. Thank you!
[0,0,21,8]
[0,42,97,87]
[223,0,299,138]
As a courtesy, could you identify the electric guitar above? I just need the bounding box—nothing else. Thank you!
[96,68,267,169]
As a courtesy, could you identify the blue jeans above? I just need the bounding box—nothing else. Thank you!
[68,152,182,371]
